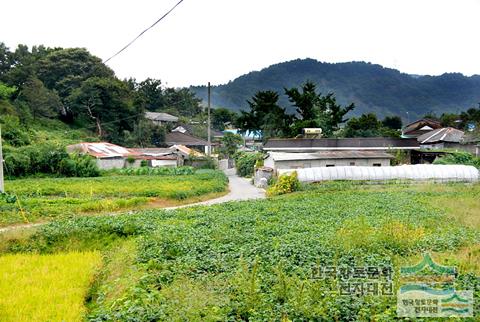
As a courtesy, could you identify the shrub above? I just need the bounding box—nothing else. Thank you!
[234,151,263,177]
[434,151,480,168]
[266,171,300,196]
[3,144,100,178]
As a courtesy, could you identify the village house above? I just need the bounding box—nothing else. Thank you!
[145,112,179,126]
[264,150,394,170]
[262,137,419,171]
[401,118,442,138]
[66,142,182,170]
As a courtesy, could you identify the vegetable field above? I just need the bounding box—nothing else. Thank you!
[2,182,479,321]
[0,170,228,227]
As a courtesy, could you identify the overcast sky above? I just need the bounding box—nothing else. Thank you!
[2,0,479,87]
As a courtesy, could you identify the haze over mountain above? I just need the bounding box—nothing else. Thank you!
[192,58,480,120]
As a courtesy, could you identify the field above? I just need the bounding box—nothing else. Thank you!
[0,252,101,321]
[0,170,228,227]
[1,182,479,321]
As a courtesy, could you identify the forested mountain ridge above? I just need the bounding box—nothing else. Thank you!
[192,58,480,119]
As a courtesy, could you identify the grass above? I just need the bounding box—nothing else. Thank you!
[0,171,228,227]
[2,182,479,320]
[0,251,101,322]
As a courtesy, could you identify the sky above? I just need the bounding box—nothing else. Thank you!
[1,0,479,87]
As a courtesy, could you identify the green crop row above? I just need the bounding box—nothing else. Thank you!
[5,183,479,321]
[0,171,228,226]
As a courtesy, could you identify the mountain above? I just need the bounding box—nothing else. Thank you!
[191,58,480,119]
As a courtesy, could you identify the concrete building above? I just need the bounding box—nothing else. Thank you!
[67,142,181,170]
[264,151,393,171]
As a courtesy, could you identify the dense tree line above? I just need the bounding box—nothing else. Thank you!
[0,43,202,147]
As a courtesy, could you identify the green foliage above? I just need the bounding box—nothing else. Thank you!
[17,77,62,119]
[3,144,99,178]
[116,166,195,176]
[236,90,292,139]
[0,82,16,99]
[234,151,263,177]
[212,107,237,130]
[343,113,400,137]
[0,171,228,226]
[0,115,31,146]
[58,153,100,177]
[433,151,480,168]
[382,115,402,129]
[219,132,242,158]
[266,171,300,196]
[286,82,355,136]
[6,183,479,320]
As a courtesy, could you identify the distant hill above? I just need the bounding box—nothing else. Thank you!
[191,58,480,119]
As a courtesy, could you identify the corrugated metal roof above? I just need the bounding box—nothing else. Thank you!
[67,142,130,158]
[268,150,394,161]
[165,132,210,146]
[402,119,442,135]
[67,143,178,160]
[145,112,179,122]
[417,127,464,144]
[264,138,419,150]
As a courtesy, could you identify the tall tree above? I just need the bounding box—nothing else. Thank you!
[382,115,403,130]
[68,77,137,143]
[285,81,354,136]
[236,90,291,139]
[212,107,237,130]
[17,77,61,119]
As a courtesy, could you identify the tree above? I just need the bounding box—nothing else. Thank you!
[17,77,61,119]
[382,116,402,130]
[285,81,354,136]
[212,107,237,130]
[439,113,460,128]
[285,81,319,121]
[220,132,243,158]
[236,90,291,139]
[68,77,137,143]
[343,113,400,137]
[135,78,164,111]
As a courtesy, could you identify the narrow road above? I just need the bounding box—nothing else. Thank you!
[0,170,265,233]
[165,169,265,210]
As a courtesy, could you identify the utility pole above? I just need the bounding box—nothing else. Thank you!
[207,82,211,156]
[0,125,4,192]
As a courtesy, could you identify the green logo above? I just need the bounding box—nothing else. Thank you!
[397,253,473,318]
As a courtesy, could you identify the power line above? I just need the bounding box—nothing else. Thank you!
[104,0,185,64]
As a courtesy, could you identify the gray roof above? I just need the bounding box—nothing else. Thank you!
[264,137,419,151]
[145,112,179,122]
[165,132,210,146]
[268,151,394,161]
[417,127,464,144]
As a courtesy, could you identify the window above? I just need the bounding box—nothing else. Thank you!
[373,163,381,167]
[326,164,335,167]
[349,162,355,166]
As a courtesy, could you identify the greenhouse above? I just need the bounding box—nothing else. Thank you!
[278,164,479,183]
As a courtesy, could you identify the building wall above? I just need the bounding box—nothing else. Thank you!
[271,158,390,170]
[151,159,177,167]
[420,142,478,154]
[96,158,125,170]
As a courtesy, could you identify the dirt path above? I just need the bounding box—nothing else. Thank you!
[0,170,265,234]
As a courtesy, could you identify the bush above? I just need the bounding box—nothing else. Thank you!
[266,171,300,196]
[117,166,195,176]
[3,144,99,178]
[433,151,480,168]
[234,151,263,177]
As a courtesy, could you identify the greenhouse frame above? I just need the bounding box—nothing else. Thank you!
[278,164,479,183]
